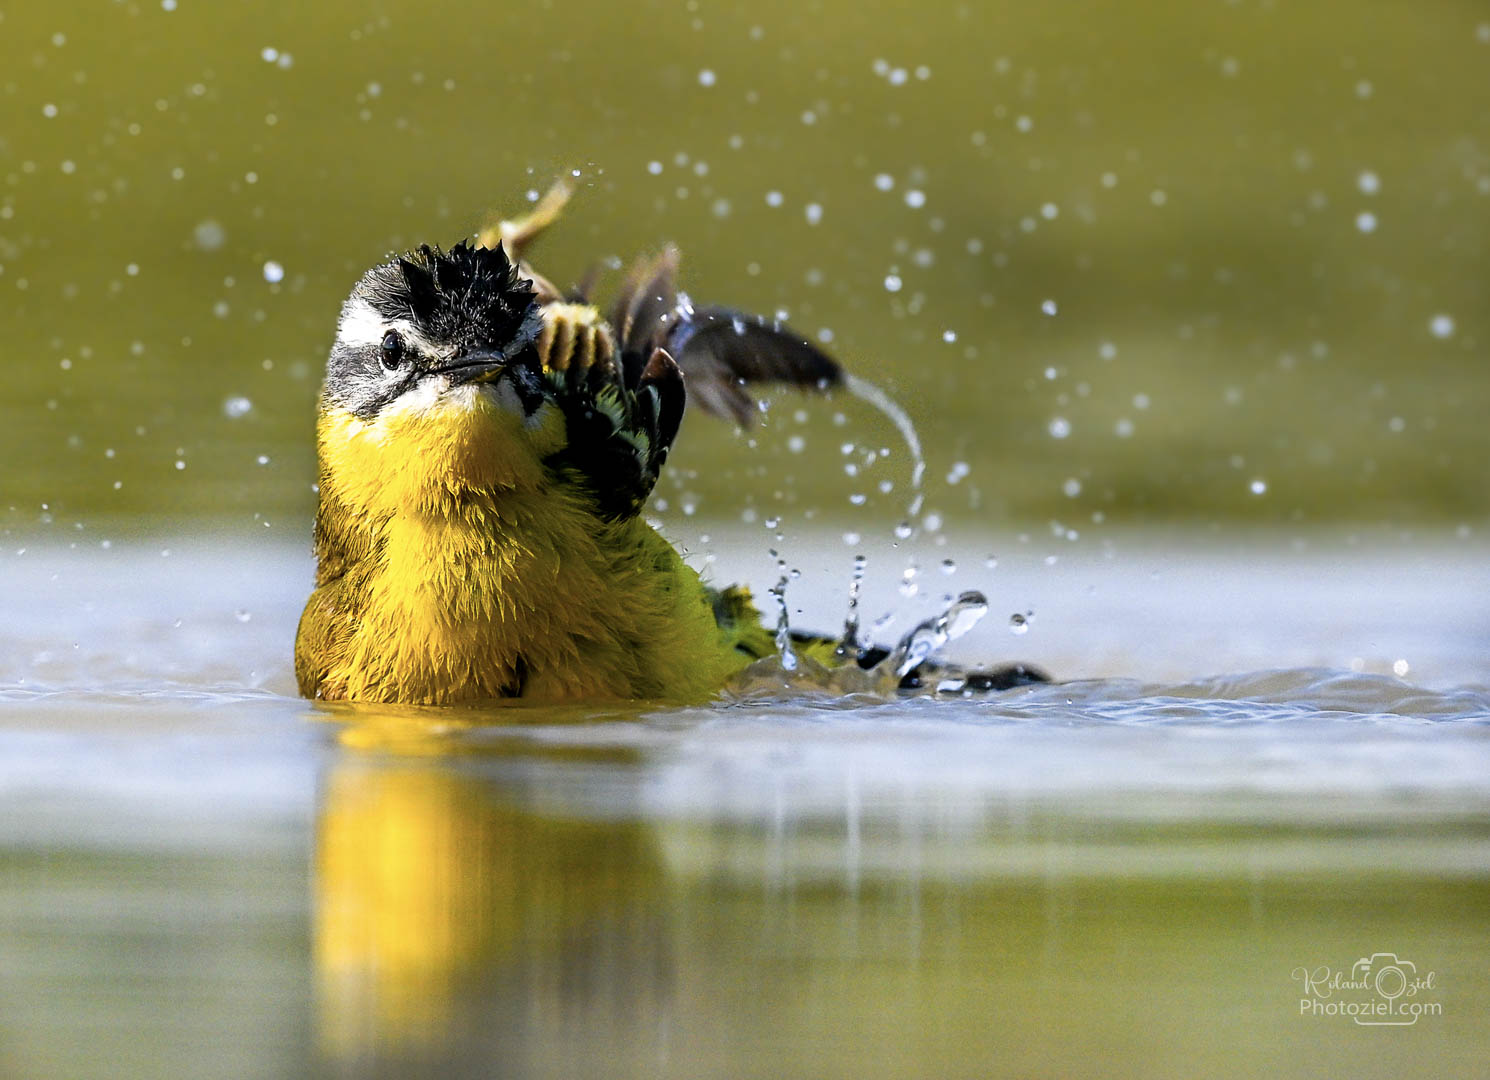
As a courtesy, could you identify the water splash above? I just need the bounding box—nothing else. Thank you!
[768,551,797,671]
[885,590,989,678]
[844,374,925,520]
[835,553,868,659]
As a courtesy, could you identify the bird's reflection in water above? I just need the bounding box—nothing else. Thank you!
[311,706,669,1075]
[302,705,1464,1079]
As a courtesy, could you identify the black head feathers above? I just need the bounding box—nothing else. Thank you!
[361,240,537,350]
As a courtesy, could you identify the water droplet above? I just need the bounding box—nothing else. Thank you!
[940,558,956,575]
[942,329,957,343]
[1009,612,1030,635]
[1355,211,1377,234]
[836,553,868,658]
[887,591,989,676]
[904,189,926,209]
[1250,478,1267,495]
[769,572,797,672]
[893,520,914,540]
[1392,658,1410,678]
[1062,478,1082,497]
[946,461,970,484]
[849,493,867,506]
[222,395,252,418]
[884,273,903,292]
[1040,298,1058,316]
[697,68,716,86]
[234,610,252,623]
[1048,417,1071,439]
[984,555,998,569]
[262,260,284,284]
[765,190,784,208]
[1428,313,1455,339]
[804,202,823,225]
[1357,170,1380,195]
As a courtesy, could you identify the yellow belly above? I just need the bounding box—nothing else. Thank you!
[297,488,752,704]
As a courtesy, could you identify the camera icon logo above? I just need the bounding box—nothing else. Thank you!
[1294,950,1440,1025]
[1350,953,1420,1025]
[1352,953,1415,1001]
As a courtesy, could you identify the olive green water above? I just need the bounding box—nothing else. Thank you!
[3,0,1488,534]
[3,2,1490,1078]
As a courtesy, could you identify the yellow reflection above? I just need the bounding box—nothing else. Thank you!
[312,707,659,1060]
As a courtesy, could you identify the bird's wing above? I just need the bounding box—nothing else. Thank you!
[534,303,684,522]
[666,305,842,425]
[608,247,842,427]
[540,246,844,519]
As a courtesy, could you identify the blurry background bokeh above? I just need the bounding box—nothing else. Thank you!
[2,0,1486,545]
[4,9,1490,1079]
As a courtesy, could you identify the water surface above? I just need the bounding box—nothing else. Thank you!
[3,538,1486,1079]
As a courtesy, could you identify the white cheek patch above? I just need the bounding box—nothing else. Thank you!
[336,297,437,355]
[377,377,453,420]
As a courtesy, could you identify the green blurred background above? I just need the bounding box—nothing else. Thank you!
[2,0,1487,541]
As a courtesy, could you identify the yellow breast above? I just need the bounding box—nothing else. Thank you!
[296,370,750,704]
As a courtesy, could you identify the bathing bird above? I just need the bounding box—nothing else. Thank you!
[295,183,844,703]
[295,183,1046,703]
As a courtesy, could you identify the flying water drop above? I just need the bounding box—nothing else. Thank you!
[886,591,990,677]
[836,553,868,659]
[768,554,797,671]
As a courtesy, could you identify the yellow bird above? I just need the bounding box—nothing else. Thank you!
[295,184,844,704]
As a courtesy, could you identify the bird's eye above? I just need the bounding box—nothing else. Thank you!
[380,330,405,370]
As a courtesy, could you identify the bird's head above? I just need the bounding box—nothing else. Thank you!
[317,241,565,510]
[328,240,544,418]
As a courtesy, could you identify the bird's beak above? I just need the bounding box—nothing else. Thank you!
[429,349,508,387]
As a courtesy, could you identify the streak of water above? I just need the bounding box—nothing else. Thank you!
[844,373,926,522]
